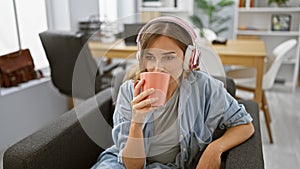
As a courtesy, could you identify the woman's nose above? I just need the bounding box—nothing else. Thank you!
[153,60,164,72]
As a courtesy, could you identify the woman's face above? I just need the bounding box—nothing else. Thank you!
[141,36,185,81]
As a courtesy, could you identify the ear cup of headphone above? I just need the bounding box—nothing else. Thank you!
[184,45,195,70]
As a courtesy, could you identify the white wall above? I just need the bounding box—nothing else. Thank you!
[99,0,118,22]
[117,0,137,23]
[45,0,71,30]
[70,0,99,30]
[46,0,99,31]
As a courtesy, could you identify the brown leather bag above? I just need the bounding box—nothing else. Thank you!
[0,49,42,87]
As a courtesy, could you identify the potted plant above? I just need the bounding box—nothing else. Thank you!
[268,0,289,7]
[190,0,235,37]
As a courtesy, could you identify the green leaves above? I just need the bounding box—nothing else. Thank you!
[195,0,234,10]
[192,0,235,35]
[217,0,235,7]
[195,0,209,10]
[189,15,205,37]
[268,0,288,6]
[189,15,204,29]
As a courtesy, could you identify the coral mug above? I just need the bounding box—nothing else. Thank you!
[140,72,170,107]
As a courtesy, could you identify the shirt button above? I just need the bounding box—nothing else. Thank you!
[180,135,183,140]
[183,148,187,152]
[184,159,187,162]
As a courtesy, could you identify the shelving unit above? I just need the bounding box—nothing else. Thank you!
[139,7,187,12]
[233,3,300,91]
[137,0,194,21]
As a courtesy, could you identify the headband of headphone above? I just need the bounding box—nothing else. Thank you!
[136,16,200,70]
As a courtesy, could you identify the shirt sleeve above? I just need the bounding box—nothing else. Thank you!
[111,80,134,164]
[204,78,253,130]
[112,81,148,169]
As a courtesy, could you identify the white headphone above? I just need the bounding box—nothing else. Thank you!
[136,16,200,70]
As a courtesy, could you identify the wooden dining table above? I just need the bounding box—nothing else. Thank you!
[89,39,266,106]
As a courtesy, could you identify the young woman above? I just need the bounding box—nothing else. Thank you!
[92,16,254,169]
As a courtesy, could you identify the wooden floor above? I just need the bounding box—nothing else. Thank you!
[261,87,300,169]
[1,87,300,169]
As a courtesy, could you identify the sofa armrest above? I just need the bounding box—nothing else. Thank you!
[225,100,264,169]
[3,88,114,169]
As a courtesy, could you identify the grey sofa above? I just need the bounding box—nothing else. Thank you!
[3,76,264,169]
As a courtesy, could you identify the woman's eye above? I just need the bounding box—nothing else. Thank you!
[165,55,175,60]
[145,55,155,60]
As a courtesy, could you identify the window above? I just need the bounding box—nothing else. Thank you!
[0,0,48,69]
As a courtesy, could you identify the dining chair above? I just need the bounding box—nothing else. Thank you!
[39,31,119,109]
[226,39,298,143]
[202,28,218,42]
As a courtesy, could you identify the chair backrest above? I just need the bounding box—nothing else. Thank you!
[263,39,297,89]
[39,31,99,99]
[123,23,145,46]
[202,28,218,42]
[198,44,226,77]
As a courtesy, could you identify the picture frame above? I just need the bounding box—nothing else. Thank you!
[271,14,291,31]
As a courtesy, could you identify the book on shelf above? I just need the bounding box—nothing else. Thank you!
[239,0,255,8]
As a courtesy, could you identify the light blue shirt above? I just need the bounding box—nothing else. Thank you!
[98,71,252,169]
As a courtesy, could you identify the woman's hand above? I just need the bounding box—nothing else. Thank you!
[196,123,254,169]
[196,143,222,169]
[131,79,158,124]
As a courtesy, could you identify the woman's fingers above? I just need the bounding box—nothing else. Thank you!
[132,97,158,110]
[133,79,144,97]
[131,105,158,123]
[132,80,158,123]
[132,88,154,105]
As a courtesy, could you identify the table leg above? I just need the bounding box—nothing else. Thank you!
[254,58,264,108]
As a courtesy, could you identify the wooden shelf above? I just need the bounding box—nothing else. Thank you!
[238,7,300,13]
[140,7,187,12]
[0,77,51,96]
[237,30,299,36]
